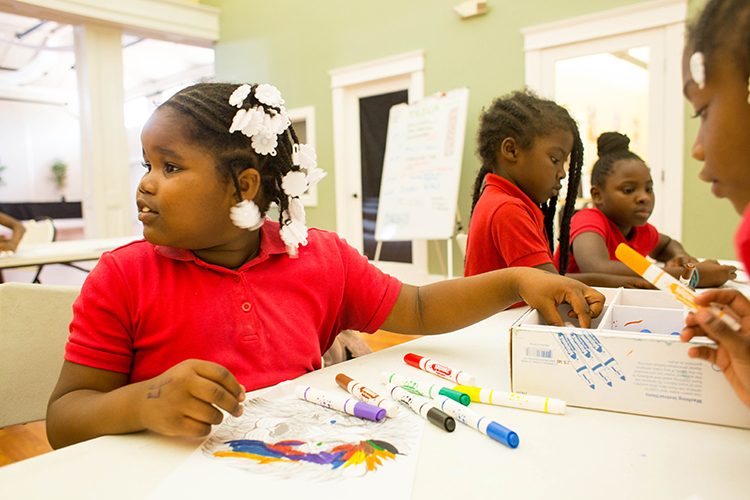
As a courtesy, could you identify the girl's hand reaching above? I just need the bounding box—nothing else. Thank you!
[695,260,737,287]
[515,268,605,328]
[138,359,246,438]
[665,253,699,268]
[681,289,750,409]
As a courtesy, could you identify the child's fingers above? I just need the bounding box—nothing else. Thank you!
[534,301,565,327]
[694,289,750,317]
[687,345,718,365]
[189,376,244,418]
[193,361,244,398]
[181,397,226,426]
[692,307,750,351]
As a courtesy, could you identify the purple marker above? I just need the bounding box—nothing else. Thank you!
[295,385,386,422]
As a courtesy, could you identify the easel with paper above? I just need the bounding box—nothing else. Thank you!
[374,87,469,278]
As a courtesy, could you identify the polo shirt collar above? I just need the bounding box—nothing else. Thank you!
[485,173,543,218]
[153,219,288,267]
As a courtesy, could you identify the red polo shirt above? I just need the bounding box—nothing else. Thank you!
[65,222,402,391]
[464,173,552,277]
[557,207,659,273]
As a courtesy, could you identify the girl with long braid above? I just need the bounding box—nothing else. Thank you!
[465,90,649,289]
[561,131,735,287]
[46,83,604,447]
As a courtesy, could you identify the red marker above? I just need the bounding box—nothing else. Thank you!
[403,353,476,386]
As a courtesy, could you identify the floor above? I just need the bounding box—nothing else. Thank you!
[0,329,421,467]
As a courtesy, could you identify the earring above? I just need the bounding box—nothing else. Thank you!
[230,199,264,230]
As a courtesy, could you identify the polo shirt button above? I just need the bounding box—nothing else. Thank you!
[241,302,252,312]
[233,276,240,283]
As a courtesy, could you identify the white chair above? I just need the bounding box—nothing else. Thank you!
[14,218,56,283]
[0,282,80,428]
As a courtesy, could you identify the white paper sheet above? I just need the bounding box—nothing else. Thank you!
[147,382,424,499]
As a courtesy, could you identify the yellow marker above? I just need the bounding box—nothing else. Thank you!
[615,243,741,332]
[453,385,566,415]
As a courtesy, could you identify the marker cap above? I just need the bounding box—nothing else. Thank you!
[486,421,519,448]
[426,407,455,432]
[615,243,649,276]
[353,401,386,422]
[546,398,566,415]
[438,387,471,406]
[403,353,422,368]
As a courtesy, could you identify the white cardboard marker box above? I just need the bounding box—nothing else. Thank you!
[510,288,750,429]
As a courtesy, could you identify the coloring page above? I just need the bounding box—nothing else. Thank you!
[147,384,424,499]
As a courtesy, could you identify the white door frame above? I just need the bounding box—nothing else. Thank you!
[522,0,686,240]
[330,50,431,283]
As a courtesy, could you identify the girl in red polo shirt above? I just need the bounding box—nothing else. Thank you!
[465,90,649,289]
[46,83,606,448]
[560,131,735,288]
[679,0,750,409]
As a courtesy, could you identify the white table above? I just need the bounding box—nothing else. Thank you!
[1,308,749,499]
[0,236,139,269]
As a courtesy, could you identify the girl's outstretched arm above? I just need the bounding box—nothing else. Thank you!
[46,359,245,449]
[380,267,605,335]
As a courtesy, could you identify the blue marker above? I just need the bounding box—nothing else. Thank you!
[435,396,519,449]
[582,331,626,381]
[570,332,612,387]
[553,332,596,389]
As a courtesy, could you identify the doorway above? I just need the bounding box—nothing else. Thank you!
[523,0,686,240]
[330,51,429,283]
[359,90,411,263]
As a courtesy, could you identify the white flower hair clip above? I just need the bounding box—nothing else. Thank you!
[690,51,706,90]
[255,84,285,107]
[228,84,290,156]
[225,83,327,257]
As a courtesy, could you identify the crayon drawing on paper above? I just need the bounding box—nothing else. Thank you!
[202,398,420,482]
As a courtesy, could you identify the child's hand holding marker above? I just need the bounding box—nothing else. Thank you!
[681,289,750,410]
[615,244,741,332]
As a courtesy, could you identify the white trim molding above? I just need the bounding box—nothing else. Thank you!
[521,0,687,51]
[0,0,219,45]
[329,50,424,90]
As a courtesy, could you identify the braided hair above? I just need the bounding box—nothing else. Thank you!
[159,82,301,225]
[472,89,584,275]
[590,132,645,188]
[686,0,750,82]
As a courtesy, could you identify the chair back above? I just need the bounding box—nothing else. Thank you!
[14,218,56,281]
[0,282,80,428]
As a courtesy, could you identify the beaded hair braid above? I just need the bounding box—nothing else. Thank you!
[471,90,584,275]
[590,132,645,188]
[686,0,750,81]
[160,83,300,224]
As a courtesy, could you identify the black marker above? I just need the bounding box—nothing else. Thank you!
[385,383,455,432]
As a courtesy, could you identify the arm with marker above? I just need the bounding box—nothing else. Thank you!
[616,243,741,331]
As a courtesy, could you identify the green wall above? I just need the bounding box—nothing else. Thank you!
[202,0,740,270]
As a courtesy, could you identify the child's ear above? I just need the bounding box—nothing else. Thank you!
[499,137,518,163]
[590,185,603,205]
[236,168,262,201]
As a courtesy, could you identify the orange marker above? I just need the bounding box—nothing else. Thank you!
[615,243,740,332]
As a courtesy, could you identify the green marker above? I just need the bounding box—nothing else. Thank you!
[380,372,471,406]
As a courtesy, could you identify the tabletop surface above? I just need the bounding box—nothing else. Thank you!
[1,307,748,500]
[0,235,139,268]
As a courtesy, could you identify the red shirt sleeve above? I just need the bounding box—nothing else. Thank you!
[336,235,402,334]
[65,252,136,374]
